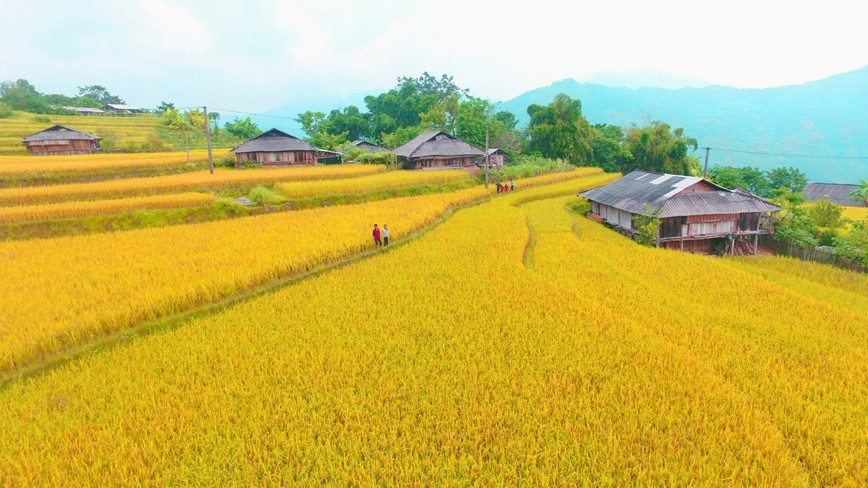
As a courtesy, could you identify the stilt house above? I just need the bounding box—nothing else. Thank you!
[393,130,484,169]
[580,170,781,254]
[22,125,101,156]
[232,128,334,167]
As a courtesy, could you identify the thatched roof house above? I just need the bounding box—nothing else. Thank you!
[580,170,781,254]
[804,183,866,207]
[393,130,484,170]
[22,125,101,156]
[351,140,388,153]
[232,128,334,167]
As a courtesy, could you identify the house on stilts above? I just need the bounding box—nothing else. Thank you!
[580,170,782,254]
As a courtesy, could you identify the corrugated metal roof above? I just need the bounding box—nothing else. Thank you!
[104,104,141,110]
[22,125,101,142]
[804,182,866,207]
[62,106,104,114]
[392,130,484,159]
[660,191,781,217]
[580,170,780,217]
[232,128,316,153]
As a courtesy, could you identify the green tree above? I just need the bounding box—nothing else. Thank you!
[0,79,49,112]
[632,206,662,247]
[224,117,261,139]
[834,222,868,267]
[622,122,699,175]
[590,124,629,173]
[848,179,868,205]
[775,207,819,248]
[525,93,594,165]
[767,167,807,193]
[155,102,175,116]
[808,197,843,228]
[708,166,771,195]
[77,85,124,105]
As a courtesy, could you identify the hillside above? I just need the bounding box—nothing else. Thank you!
[497,66,868,183]
[0,112,162,155]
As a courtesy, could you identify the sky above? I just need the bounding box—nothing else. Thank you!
[1,0,866,113]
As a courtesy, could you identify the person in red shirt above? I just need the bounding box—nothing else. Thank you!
[373,224,382,246]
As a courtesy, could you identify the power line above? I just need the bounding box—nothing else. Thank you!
[210,107,299,121]
[708,146,868,160]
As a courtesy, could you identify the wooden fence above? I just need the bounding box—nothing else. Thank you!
[760,235,865,273]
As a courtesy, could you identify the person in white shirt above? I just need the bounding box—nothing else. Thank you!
[383,224,390,245]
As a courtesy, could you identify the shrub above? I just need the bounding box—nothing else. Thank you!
[247,185,287,206]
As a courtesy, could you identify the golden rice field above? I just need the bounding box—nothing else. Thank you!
[0,192,215,224]
[0,164,385,206]
[0,149,229,177]
[0,186,488,372]
[277,168,471,198]
[0,112,161,154]
[0,172,864,485]
[841,205,867,223]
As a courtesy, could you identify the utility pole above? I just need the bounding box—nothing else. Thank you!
[484,125,490,189]
[703,146,710,179]
[203,106,214,174]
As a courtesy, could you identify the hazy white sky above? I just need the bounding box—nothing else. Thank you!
[1,0,866,111]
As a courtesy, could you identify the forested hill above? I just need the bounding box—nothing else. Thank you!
[497,66,868,183]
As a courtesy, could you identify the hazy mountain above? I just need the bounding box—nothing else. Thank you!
[247,90,380,138]
[497,66,868,183]
[583,70,710,89]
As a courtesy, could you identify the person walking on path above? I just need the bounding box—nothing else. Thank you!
[495,182,502,193]
[383,224,390,245]
[373,224,382,246]
[510,178,515,191]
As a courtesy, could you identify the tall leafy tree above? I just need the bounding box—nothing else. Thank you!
[621,121,699,175]
[77,85,124,104]
[224,117,261,139]
[525,93,594,164]
[767,167,808,193]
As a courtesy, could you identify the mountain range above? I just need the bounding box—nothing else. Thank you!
[495,66,868,183]
[256,67,868,183]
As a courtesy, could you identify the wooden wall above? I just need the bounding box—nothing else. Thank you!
[411,156,478,169]
[235,151,315,167]
[25,139,99,156]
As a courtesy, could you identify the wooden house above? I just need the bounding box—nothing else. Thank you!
[486,148,507,168]
[351,139,388,153]
[393,130,484,170]
[580,170,782,254]
[103,104,142,115]
[804,182,866,207]
[22,125,101,156]
[231,128,332,167]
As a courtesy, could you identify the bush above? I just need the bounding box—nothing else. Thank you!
[0,102,12,119]
[484,155,573,182]
[357,151,396,166]
[247,185,286,206]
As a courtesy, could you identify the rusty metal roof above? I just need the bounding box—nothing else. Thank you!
[232,128,317,153]
[22,125,101,142]
[660,191,781,217]
[804,182,866,207]
[580,170,780,217]
[393,130,484,159]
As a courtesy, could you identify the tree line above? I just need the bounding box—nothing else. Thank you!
[0,79,125,116]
